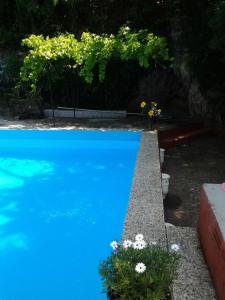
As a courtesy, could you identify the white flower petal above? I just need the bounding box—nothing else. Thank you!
[110,241,118,250]
[133,240,147,250]
[122,240,133,249]
[135,262,146,273]
[170,244,180,252]
[135,234,144,241]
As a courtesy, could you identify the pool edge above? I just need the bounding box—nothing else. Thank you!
[123,131,166,246]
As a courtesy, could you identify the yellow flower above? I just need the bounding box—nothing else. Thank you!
[140,101,146,108]
[148,110,154,118]
[157,109,161,114]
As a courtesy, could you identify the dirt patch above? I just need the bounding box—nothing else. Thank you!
[163,133,225,227]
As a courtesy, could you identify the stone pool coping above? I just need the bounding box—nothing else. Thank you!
[123,131,166,246]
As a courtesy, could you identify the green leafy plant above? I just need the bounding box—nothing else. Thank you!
[19,26,171,93]
[99,234,179,300]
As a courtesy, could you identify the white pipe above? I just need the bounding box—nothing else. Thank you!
[162,173,170,199]
[160,148,165,164]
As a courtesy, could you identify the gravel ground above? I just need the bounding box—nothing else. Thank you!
[0,116,173,131]
[163,133,225,227]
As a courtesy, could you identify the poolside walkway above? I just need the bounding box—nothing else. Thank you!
[124,131,216,299]
[167,226,216,299]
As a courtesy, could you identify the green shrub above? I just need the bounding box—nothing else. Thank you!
[99,234,179,300]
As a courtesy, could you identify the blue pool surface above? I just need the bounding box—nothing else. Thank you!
[0,130,140,300]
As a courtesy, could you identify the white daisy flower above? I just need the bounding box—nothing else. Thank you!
[135,263,146,273]
[133,240,147,250]
[110,241,118,250]
[170,244,180,252]
[122,240,133,249]
[135,234,144,241]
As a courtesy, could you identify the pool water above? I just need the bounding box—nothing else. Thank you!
[0,130,140,300]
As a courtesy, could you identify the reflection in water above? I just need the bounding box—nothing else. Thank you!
[0,231,28,252]
[0,214,12,226]
[0,158,54,190]
[0,172,23,190]
[1,201,18,212]
[43,207,97,225]
[0,157,55,254]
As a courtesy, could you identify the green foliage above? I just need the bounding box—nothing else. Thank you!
[20,34,79,92]
[20,26,171,93]
[99,239,179,300]
[115,27,170,68]
[79,32,115,83]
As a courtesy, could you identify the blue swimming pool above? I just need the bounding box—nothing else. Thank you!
[0,130,140,300]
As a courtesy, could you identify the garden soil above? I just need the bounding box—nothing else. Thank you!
[163,133,225,227]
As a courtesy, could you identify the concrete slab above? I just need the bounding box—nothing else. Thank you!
[123,132,166,246]
[166,227,216,300]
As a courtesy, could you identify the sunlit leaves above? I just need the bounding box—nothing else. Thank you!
[20,26,171,93]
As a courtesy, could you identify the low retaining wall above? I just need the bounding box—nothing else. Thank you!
[44,109,127,119]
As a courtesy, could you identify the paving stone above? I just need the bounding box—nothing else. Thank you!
[172,282,216,300]
[166,226,216,299]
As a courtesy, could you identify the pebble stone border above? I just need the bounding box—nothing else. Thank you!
[122,131,167,247]
[123,131,216,299]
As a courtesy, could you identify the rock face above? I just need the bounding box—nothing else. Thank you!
[0,60,5,84]
[172,50,209,119]
[0,52,12,118]
[0,50,44,119]
[9,97,44,119]
[170,6,210,120]
[0,50,13,86]
[188,80,209,117]
[0,93,44,119]
[136,68,189,116]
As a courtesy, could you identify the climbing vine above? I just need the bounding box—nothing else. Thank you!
[20,26,171,93]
